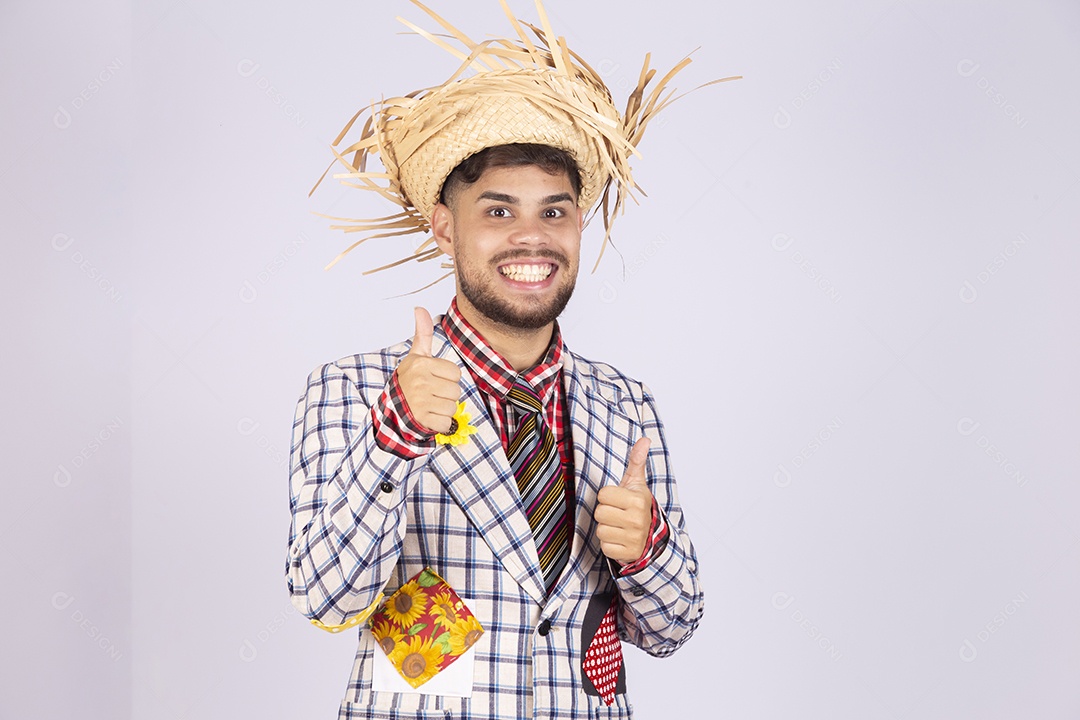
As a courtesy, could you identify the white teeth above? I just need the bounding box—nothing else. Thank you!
[500,263,553,282]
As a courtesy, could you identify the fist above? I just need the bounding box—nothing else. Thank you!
[395,307,462,434]
[594,437,653,564]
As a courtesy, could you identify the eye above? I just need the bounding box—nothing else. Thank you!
[543,207,566,219]
[487,207,511,218]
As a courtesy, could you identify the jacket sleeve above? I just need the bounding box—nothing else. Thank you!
[285,360,421,626]
[613,384,704,657]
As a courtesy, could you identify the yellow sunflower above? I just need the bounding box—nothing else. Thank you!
[383,581,426,629]
[434,403,478,446]
[388,635,445,688]
[446,614,485,655]
[370,618,406,656]
[429,591,462,629]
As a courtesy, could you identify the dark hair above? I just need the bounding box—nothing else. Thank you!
[438,143,582,208]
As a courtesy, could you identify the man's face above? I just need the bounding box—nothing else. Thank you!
[433,164,583,331]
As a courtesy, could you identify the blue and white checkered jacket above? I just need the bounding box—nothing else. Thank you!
[287,324,703,719]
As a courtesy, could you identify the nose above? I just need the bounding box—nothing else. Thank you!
[508,214,548,246]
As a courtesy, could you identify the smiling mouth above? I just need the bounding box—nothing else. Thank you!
[499,263,554,283]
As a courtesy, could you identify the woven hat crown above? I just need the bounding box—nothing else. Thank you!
[395,70,618,221]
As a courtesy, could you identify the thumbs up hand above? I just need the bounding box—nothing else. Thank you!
[395,307,462,435]
[594,437,654,564]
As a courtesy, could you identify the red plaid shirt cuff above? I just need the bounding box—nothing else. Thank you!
[371,369,436,459]
[615,497,670,576]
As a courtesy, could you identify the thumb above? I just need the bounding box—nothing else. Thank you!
[410,307,434,357]
[620,437,651,489]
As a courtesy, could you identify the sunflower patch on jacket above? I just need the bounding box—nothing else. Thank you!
[369,568,484,688]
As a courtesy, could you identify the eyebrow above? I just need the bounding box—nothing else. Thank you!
[476,191,575,205]
[477,191,517,204]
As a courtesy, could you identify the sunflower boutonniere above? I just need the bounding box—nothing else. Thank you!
[435,402,477,446]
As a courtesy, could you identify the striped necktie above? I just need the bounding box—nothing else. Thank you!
[505,377,569,594]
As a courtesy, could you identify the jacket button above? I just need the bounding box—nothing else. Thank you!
[537,619,552,636]
[379,481,394,494]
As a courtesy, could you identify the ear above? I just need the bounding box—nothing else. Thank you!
[431,202,455,259]
[577,206,584,232]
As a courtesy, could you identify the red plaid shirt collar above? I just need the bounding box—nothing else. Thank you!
[441,297,564,402]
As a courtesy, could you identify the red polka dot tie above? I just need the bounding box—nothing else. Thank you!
[583,598,623,705]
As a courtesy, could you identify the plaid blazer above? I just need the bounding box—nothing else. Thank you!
[287,322,703,719]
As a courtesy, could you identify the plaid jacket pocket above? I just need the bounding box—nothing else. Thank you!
[369,567,485,690]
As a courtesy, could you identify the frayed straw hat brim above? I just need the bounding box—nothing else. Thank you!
[310,0,740,277]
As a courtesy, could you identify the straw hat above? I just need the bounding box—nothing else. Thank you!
[311,0,739,281]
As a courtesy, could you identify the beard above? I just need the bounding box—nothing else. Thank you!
[456,249,577,331]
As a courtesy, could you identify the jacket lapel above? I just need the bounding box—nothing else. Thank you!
[425,328,548,605]
[550,350,637,602]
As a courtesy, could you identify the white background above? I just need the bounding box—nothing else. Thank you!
[2,1,1078,718]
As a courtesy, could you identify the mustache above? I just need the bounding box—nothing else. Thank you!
[490,249,569,265]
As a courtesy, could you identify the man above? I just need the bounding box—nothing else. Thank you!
[288,3,735,718]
